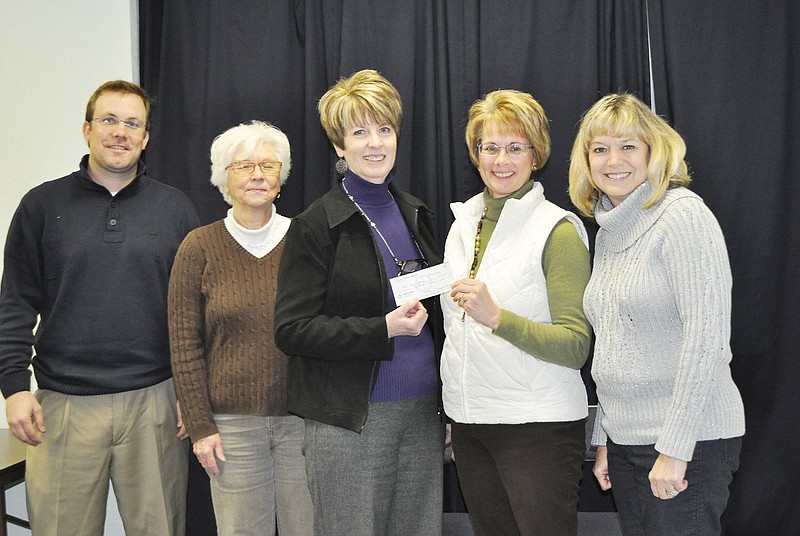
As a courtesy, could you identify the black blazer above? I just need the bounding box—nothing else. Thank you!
[275,177,442,432]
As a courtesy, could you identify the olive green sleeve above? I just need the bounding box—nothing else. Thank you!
[492,219,592,369]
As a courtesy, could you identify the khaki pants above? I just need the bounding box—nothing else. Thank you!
[26,379,188,536]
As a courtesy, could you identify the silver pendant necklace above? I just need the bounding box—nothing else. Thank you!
[340,178,424,271]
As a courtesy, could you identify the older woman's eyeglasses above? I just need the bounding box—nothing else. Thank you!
[226,161,282,175]
[396,259,428,276]
[477,143,535,157]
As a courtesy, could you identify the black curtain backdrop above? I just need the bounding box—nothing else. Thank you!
[140,0,651,239]
[139,1,799,534]
[648,2,800,534]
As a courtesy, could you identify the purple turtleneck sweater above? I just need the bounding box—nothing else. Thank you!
[342,172,438,402]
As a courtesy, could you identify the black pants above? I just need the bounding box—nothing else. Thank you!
[452,420,585,536]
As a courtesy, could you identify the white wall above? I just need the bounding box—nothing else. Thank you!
[0,1,140,533]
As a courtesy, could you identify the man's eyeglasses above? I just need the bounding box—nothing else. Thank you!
[225,161,283,175]
[476,142,536,157]
[396,259,428,277]
[92,116,145,130]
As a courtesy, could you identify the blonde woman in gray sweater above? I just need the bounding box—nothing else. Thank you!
[569,94,745,536]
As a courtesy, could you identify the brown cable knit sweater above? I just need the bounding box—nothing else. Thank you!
[168,220,289,441]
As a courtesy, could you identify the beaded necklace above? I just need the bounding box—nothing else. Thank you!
[462,205,488,321]
[468,206,488,278]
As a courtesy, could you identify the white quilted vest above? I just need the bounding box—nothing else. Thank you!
[440,183,589,424]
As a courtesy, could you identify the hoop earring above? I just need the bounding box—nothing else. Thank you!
[335,157,348,175]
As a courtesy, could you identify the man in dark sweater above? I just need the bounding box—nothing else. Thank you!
[0,80,199,535]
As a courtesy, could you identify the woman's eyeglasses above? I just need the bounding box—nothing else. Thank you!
[476,142,535,158]
[225,161,283,175]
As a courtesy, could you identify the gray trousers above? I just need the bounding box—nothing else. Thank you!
[303,392,444,536]
[209,414,313,536]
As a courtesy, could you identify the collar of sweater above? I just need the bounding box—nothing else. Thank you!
[481,179,536,223]
[324,175,428,231]
[595,181,698,252]
[342,170,394,207]
[456,179,544,222]
[76,154,147,195]
[223,205,290,257]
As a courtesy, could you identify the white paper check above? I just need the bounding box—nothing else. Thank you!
[390,262,453,303]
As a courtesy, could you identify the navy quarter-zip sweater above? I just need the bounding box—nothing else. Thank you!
[0,156,199,397]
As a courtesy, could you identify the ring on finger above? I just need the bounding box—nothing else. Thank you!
[666,489,678,498]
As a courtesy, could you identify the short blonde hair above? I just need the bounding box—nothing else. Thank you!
[568,93,691,217]
[318,69,403,149]
[209,120,292,205]
[465,89,551,169]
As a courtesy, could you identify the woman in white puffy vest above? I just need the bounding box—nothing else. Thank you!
[441,89,592,536]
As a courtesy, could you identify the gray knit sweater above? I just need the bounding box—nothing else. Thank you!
[585,182,745,461]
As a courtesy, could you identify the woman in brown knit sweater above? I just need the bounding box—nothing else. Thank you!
[168,121,313,536]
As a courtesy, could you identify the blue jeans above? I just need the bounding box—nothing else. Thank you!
[210,414,313,536]
[303,392,444,536]
[607,437,742,536]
